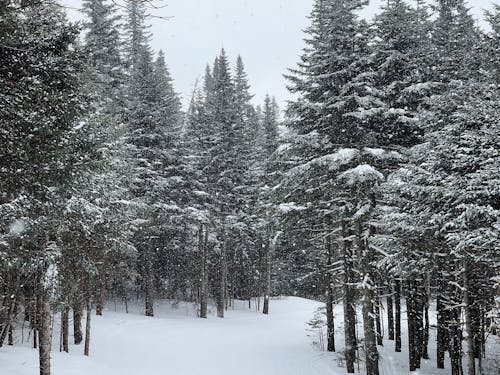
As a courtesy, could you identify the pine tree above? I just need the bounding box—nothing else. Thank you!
[0,2,91,373]
[123,0,183,317]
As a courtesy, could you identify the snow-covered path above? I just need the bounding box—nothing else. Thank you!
[1,297,338,375]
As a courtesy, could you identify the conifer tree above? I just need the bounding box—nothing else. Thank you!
[0,2,90,373]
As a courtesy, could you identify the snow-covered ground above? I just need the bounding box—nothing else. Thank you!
[1,297,498,375]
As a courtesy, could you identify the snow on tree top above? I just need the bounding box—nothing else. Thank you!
[338,164,384,186]
[288,148,359,178]
[9,219,26,236]
[277,202,308,214]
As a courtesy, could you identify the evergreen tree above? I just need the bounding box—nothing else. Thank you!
[0,2,91,373]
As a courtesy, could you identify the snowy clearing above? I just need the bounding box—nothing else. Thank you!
[3,297,497,375]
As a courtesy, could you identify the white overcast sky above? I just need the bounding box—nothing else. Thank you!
[63,0,497,109]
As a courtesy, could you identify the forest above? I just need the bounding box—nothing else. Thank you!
[0,0,499,375]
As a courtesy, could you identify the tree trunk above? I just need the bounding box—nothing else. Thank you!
[357,221,379,375]
[61,305,69,353]
[472,304,482,359]
[145,247,154,317]
[7,325,13,346]
[0,295,16,347]
[362,288,379,375]
[422,280,430,360]
[387,288,394,341]
[216,227,227,318]
[449,307,463,375]
[436,293,447,369]
[375,294,383,346]
[199,224,208,319]
[38,293,52,375]
[96,272,106,316]
[414,281,422,368]
[325,224,335,352]
[342,221,356,373]
[84,295,92,356]
[73,298,83,345]
[394,279,401,353]
[263,229,274,315]
[407,280,418,372]
[463,260,476,375]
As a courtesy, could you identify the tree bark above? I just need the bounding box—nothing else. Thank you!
[463,260,476,375]
[96,272,106,316]
[8,325,13,346]
[407,280,420,371]
[449,307,463,375]
[84,295,92,356]
[199,224,208,319]
[62,305,69,353]
[342,221,356,373]
[387,288,394,341]
[216,227,227,318]
[263,229,274,315]
[436,293,447,369]
[144,247,154,317]
[357,221,379,375]
[38,293,52,375]
[375,294,383,346]
[394,279,401,353]
[325,223,335,352]
[73,298,83,345]
[362,291,379,375]
[0,294,16,347]
[422,280,430,360]
[414,281,422,368]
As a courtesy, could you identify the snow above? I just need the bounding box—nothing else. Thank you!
[338,164,384,186]
[287,148,359,178]
[8,219,26,236]
[1,297,498,375]
[1,297,335,375]
[278,202,308,214]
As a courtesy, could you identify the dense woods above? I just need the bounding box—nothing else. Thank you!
[0,1,499,375]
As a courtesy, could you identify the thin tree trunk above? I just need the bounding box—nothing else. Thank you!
[414,281,422,368]
[362,288,379,375]
[395,279,402,353]
[0,296,16,347]
[407,280,417,372]
[437,293,446,369]
[449,307,462,375]
[325,289,335,352]
[199,224,208,319]
[387,287,394,341]
[463,260,476,375]
[8,326,13,346]
[96,272,106,316]
[375,294,383,346]
[62,305,69,353]
[38,293,52,375]
[342,221,356,373]
[325,223,335,352]
[84,295,92,356]
[216,227,227,318]
[263,229,274,315]
[357,221,379,375]
[9,300,17,346]
[472,304,482,359]
[73,298,83,345]
[422,280,430,360]
[145,247,154,317]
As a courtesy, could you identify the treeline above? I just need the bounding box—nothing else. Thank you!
[1,1,499,375]
[274,1,500,375]
[0,0,279,374]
